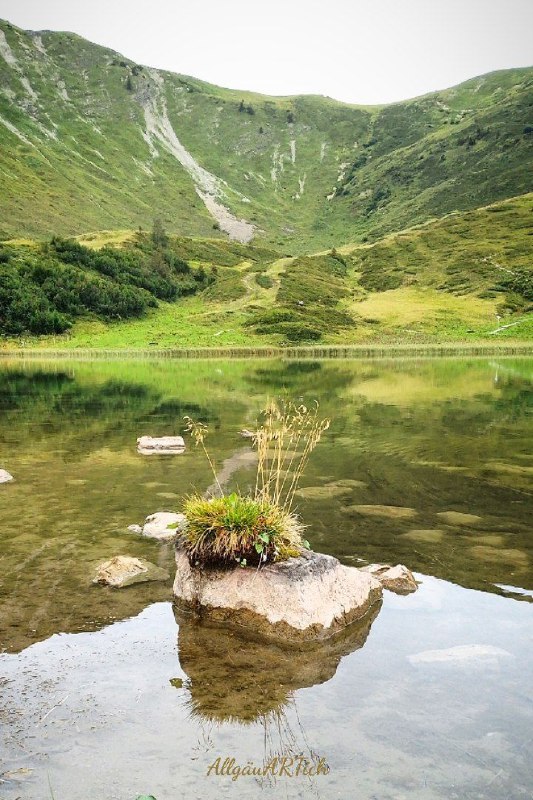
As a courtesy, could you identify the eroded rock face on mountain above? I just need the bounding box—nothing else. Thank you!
[173,548,382,641]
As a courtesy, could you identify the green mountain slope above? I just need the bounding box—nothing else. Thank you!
[0,17,532,251]
[2,195,530,347]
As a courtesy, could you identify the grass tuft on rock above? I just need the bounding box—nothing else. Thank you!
[180,492,304,568]
[181,400,329,569]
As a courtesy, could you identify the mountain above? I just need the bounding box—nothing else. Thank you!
[0,17,532,251]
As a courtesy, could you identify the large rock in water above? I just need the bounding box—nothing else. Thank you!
[0,469,14,483]
[173,548,382,641]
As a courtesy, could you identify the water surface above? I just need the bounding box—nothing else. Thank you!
[0,357,531,799]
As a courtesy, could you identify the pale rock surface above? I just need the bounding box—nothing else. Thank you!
[341,504,417,519]
[93,555,169,588]
[137,435,185,455]
[0,469,14,483]
[436,511,482,526]
[142,511,187,542]
[360,563,419,594]
[127,524,143,535]
[173,548,382,641]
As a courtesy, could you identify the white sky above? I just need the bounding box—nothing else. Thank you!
[0,0,532,105]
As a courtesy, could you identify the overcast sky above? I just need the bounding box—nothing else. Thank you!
[1,0,532,104]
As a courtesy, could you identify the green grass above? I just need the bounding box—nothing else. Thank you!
[180,493,304,568]
[1,192,531,348]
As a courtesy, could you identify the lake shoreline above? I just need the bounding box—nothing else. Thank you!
[0,342,532,360]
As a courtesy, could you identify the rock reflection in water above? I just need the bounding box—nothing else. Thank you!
[173,601,382,724]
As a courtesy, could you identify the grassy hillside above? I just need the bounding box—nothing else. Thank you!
[1,195,531,348]
[0,17,532,252]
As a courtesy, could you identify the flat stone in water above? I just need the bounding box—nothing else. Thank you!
[436,511,483,526]
[137,435,185,455]
[295,485,353,500]
[142,511,187,542]
[402,529,445,543]
[329,479,367,488]
[360,563,419,594]
[342,504,418,519]
[0,469,14,484]
[93,555,170,588]
[468,533,506,546]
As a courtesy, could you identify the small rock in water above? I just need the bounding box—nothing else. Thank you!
[142,511,187,542]
[360,563,419,594]
[137,435,185,455]
[127,524,143,534]
[93,555,169,588]
[239,428,256,439]
[0,469,14,484]
[342,504,417,519]
[436,511,482,526]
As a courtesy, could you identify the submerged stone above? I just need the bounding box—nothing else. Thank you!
[468,533,506,546]
[173,548,382,642]
[341,504,418,519]
[360,563,419,594]
[0,469,14,484]
[402,529,444,543]
[470,545,528,566]
[93,555,169,588]
[295,485,353,500]
[136,435,185,455]
[328,479,367,489]
[436,511,482,526]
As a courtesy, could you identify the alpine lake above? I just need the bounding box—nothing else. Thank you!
[0,355,531,800]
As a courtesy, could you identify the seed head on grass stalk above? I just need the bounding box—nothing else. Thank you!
[253,399,330,512]
[183,415,222,496]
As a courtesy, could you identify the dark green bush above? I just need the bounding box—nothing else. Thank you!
[257,322,322,342]
[496,269,533,301]
[255,273,274,289]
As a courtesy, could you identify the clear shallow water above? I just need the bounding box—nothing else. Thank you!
[0,357,532,798]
